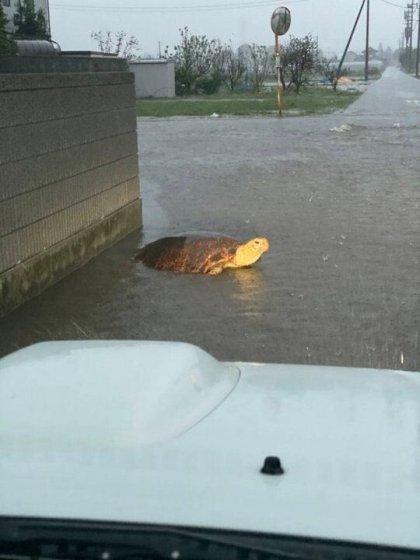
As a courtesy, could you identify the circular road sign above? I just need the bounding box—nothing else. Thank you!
[271,7,291,36]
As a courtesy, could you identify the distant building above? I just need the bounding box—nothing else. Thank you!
[344,49,380,64]
[362,47,379,59]
[129,59,175,99]
[344,51,359,62]
[342,59,385,72]
[2,0,51,36]
[237,44,251,59]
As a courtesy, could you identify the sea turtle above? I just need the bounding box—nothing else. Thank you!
[133,235,269,275]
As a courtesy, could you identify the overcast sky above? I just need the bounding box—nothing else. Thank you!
[50,0,405,57]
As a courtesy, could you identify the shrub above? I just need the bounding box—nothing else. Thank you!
[194,75,223,94]
[0,4,16,55]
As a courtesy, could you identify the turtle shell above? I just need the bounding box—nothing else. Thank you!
[134,235,240,274]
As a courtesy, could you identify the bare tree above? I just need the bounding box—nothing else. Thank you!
[91,30,139,60]
[224,47,246,91]
[210,41,229,85]
[316,54,339,85]
[282,35,318,93]
[248,44,272,93]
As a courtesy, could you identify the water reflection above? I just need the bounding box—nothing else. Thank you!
[230,266,268,308]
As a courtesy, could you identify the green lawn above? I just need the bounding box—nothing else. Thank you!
[136,87,361,118]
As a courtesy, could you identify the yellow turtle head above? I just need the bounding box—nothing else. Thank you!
[234,237,270,267]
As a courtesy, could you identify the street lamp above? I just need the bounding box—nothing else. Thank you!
[271,6,291,117]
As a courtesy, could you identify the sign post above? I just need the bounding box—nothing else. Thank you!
[271,7,291,117]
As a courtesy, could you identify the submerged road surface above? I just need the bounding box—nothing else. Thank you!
[1,68,419,370]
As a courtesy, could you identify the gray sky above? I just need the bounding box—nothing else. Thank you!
[50,0,405,57]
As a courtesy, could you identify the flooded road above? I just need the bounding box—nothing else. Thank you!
[1,68,419,370]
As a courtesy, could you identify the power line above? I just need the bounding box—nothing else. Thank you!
[378,0,406,9]
[50,0,309,12]
[50,0,309,13]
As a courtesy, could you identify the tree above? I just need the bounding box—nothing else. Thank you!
[399,48,414,72]
[224,47,246,91]
[281,35,318,93]
[91,30,139,60]
[166,30,248,95]
[14,0,49,39]
[165,27,221,95]
[192,39,229,94]
[316,54,339,85]
[0,3,16,55]
[209,41,228,87]
[248,44,272,93]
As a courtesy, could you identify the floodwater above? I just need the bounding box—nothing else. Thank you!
[1,68,419,370]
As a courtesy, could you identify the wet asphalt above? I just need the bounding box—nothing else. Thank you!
[1,68,419,370]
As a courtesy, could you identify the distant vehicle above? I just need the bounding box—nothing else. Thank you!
[1,341,419,560]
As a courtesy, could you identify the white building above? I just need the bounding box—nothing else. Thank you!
[2,0,50,36]
[129,59,175,99]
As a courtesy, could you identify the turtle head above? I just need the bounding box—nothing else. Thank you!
[234,237,270,267]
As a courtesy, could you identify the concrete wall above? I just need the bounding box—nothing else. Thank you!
[0,54,128,74]
[0,70,141,316]
[129,60,175,98]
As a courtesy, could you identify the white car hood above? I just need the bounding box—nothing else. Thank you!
[0,341,419,551]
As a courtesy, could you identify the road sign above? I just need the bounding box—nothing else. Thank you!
[271,7,291,117]
[271,7,291,36]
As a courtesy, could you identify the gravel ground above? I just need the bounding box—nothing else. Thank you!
[1,68,419,370]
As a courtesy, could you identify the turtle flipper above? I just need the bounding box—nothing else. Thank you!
[208,266,224,275]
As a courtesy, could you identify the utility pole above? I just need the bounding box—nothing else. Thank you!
[158,41,161,58]
[364,0,370,81]
[416,2,420,77]
[406,2,415,72]
[409,2,414,72]
[336,0,366,83]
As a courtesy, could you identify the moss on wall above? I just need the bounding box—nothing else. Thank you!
[0,200,141,317]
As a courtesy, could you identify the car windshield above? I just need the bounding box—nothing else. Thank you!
[0,0,419,556]
[0,0,418,370]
